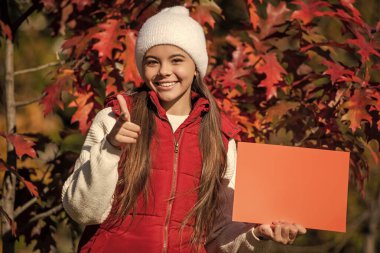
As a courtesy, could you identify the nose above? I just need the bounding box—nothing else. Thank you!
[158,62,172,77]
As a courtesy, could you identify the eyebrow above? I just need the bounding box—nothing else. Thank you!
[144,54,186,60]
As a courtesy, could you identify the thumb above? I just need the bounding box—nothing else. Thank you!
[116,94,131,122]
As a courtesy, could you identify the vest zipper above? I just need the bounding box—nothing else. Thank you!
[162,129,184,253]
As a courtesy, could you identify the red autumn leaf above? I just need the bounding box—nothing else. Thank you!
[347,31,380,64]
[121,29,143,84]
[190,2,222,29]
[69,90,95,134]
[291,0,332,25]
[259,2,290,38]
[6,134,36,159]
[265,101,300,123]
[92,19,124,63]
[72,102,94,134]
[376,21,380,32]
[212,39,253,93]
[323,60,358,84]
[41,71,73,115]
[0,20,12,40]
[71,0,93,11]
[21,179,40,198]
[256,53,287,99]
[247,0,260,31]
[62,26,101,58]
[341,89,374,132]
[340,0,361,21]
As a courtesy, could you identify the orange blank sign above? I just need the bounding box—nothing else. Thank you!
[233,142,350,232]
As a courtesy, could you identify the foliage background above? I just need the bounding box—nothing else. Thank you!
[0,0,379,252]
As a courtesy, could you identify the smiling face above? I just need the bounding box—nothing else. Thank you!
[143,44,197,115]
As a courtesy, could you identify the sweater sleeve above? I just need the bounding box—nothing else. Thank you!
[205,139,272,253]
[61,107,121,225]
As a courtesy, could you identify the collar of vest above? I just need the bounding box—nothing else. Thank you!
[105,89,240,138]
[147,90,209,123]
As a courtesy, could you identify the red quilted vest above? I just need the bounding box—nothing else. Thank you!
[77,90,239,253]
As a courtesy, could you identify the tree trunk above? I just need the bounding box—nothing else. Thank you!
[1,38,16,253]
[364,191,380,253]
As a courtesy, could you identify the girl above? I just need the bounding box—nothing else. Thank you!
[62,6,306,253]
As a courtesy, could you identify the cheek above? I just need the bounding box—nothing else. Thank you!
[143,67,155,81]
[175,66,195,80]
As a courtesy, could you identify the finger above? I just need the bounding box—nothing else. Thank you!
[119,128,139,139]
[115,135,137,144]
[117,94,131,122]
[281,225,290,244]
[121,121,141,133]
[274,224,283,243]
[289,226,298,243]
[255,224,273,239]
[294,224,307,234]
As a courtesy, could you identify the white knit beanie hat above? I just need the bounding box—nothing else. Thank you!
[135,6,208,79]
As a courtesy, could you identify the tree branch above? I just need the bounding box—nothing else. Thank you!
[15,92,46,108]
[14,197,37,219]
[11,1,43,35]
[14,61,62,76]
[29,204,63,224]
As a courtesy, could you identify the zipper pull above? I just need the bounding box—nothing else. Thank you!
[174,142,179,153]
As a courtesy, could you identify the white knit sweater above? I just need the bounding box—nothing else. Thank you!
[62,107,270,252]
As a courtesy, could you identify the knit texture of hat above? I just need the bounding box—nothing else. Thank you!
[135,6,208,79]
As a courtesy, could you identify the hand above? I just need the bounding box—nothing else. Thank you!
[253,221,306,245]
[106,94,141,148]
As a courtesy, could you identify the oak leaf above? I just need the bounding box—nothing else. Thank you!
[69,91,95,134]
[6,134,36,159]
[291,0,332,25]
[41,72,73,115]
[190,2,222,30]
[120,29,143,85]
[346,31,380,64]
[256,53,287,99]
[341,89,374,132]
[92,19,124,63]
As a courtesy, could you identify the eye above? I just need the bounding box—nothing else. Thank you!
[172,58,183,64]
[145,59,158,66]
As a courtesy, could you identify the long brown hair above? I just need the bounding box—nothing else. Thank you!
[113,76,227,249]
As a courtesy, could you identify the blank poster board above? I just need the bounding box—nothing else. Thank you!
[232,142,350,232]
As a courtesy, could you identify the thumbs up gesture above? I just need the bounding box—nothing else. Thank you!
[106,94,141,148]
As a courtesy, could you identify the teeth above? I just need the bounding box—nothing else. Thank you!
[157,82,178,87]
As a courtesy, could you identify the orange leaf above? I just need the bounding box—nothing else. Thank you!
[291,0,332,25]
[341,89,374,132]
[256,53,287,99]
[265,101,300,123]
[190,2,222,30]
[346,31,380,64]
[6,134,36,159]
[259,2,290,38]
[247,0,260,31]
[22,180,40,198]
[0,20,12,40]
[322,60,361,84]
[41,72,73,115]
[121,29,143,85]
[92,19,124,63]
[71,102,94,134]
